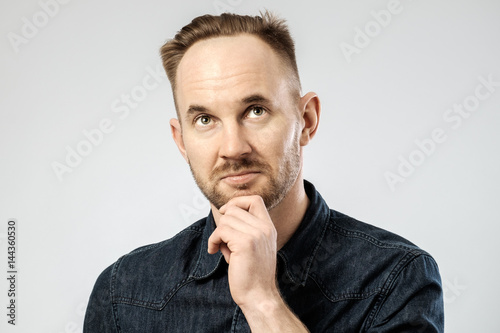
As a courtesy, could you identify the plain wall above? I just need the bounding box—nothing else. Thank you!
[1,0,499,332]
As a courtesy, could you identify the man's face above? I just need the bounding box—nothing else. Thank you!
[172,34,303,210]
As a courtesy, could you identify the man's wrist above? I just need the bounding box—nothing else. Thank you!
[239,292,309,333]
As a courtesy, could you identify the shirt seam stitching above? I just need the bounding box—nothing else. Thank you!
[127,228,203,256]
[110,255,125,332]
[365,252,429,329]
[111,277,196,310]
[329,222,426,253]
[309,273,383,303]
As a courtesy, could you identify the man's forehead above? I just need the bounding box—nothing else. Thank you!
[175,34,287,111]
[178,34,279,77]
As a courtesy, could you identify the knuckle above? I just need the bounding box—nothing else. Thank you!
[224,206,238,215]
[219,215,231,225]
[251,195,264,204]
[215,224,229,235]
[266,226,277,239]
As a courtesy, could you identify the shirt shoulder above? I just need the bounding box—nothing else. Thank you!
[309,209,439,303]
[329,209,424,252]
[104,218,207,309]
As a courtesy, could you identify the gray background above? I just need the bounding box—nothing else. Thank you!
[1,0,499,331]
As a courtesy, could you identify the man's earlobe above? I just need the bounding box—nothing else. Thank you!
[299,92,321,146]
[170,118,189,162]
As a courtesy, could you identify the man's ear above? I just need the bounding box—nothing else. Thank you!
[299,92,321,146]
[170,118,189,163]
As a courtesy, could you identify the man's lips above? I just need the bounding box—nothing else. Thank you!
[220,171,260,185]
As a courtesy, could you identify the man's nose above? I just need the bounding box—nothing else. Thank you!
[218,123,252,159]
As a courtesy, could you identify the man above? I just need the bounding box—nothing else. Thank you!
[84,12,444,332]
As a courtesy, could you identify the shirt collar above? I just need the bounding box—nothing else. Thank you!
[189,180,330,284]
[278,180,330,286]
[189,212,225,280]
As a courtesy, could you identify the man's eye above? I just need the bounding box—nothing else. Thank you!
[195,115,212,125]
[247,106,266,118]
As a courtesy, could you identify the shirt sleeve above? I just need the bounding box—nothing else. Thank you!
[83,264,118,333]
[366,254,444,332]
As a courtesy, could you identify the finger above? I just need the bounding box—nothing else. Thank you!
[220,195,262,213]
[220,205,262,228]
[220,243,231,263]
[208,221,257,255]
[207,229,223,254]
[218,205,277,245]
[207,222,244,254]
[221,195,269,220]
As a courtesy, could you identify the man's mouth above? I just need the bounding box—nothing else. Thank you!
[220,171,261,185]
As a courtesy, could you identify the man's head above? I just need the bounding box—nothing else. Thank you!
[161,12,320,211]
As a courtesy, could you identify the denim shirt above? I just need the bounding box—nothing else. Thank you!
[84,181,444,332]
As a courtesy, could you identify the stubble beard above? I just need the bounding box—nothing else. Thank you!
[189,133,302,211]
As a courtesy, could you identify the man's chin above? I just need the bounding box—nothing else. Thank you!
[229,187,257,198]
[204,176,272,209]
[212,183,264,205]
[220,183,256,199]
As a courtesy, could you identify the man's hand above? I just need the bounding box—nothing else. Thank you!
[208,195,309,332]
[208,195,278,307]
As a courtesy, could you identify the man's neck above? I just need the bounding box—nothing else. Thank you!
[211,176,310,250]
[269,176,310,249]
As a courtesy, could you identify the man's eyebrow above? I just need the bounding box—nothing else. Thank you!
[185,105,208,120]
[241,94,271,105]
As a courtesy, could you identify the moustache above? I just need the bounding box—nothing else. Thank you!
[210,158,271,181]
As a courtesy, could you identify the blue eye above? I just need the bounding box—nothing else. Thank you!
[247,106,266,118]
